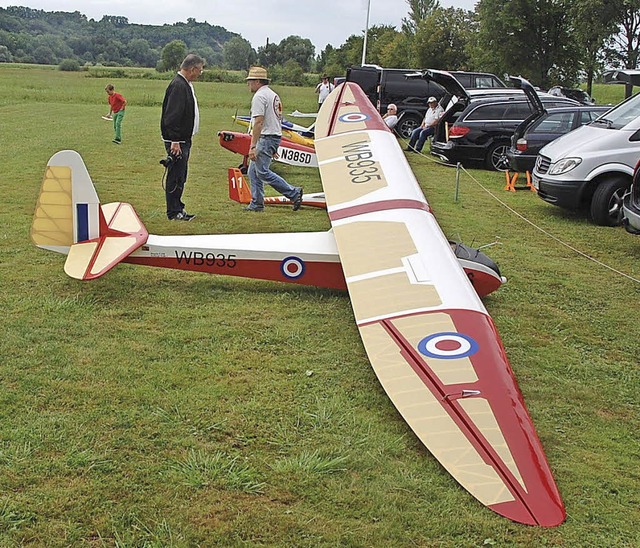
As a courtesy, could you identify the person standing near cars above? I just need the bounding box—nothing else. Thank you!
[244,66,303,212]
[406,96,443,153]
[104,84,126,144]
[315,74,334,110]
[160,53,205,221]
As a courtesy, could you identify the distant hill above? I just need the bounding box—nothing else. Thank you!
[0,6,239,67]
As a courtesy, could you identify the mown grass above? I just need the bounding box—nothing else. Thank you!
[0,64,638,546]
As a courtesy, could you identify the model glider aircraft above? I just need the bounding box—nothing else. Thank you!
[232,114,315,147]
[227,167,327,209]
[218,130,317,171]
[31,82,564,527]
[30,153,502,296]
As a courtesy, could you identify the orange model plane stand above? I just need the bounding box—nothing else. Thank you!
[504,169,536,192]
[31,84,564,527]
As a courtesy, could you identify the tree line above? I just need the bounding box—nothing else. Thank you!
[1,1,639,92]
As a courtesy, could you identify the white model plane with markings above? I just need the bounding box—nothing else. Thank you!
[31,82,565,527]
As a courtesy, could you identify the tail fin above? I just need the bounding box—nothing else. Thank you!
[31,150,148,280]
[228,167,253,204]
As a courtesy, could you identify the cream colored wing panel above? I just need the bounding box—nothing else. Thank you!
[359,322,514,506]
[391,313,479,386]
[31,166,73,247]
[64,241,98,279]
[333,222,417,278]
[315,135,387,205]
[459,398,525,489]
[102,203,144,233]
[90,236,138,275]
[348,273,441,322]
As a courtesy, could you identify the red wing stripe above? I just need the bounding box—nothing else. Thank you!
[329,199,431,221]
[379,317,539,525]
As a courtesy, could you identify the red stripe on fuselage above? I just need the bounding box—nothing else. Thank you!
[328,199,432,221]
[124,255,347,291]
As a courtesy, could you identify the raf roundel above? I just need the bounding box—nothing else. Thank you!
[417,332,479,360]
[280,256,305,280]
[338,112,370,123]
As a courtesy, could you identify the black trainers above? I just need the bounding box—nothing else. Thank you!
[242,206,264,212]
[112,139,121,145]
[292,187,303,211]
[171,211,196,221]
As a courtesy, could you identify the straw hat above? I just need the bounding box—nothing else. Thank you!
[246,66,270,81]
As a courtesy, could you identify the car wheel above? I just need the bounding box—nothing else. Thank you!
[396,114,421,140]
[590,176,629,226]
[485,142,511,171]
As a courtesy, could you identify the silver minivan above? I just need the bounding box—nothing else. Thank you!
[532,74,640,226]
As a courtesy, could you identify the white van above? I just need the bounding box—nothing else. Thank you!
[532,90,640,226]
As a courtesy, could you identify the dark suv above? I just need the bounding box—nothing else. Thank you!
[346,65,446,139]
[427,71,579,170]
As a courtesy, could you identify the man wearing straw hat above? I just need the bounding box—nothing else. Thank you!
[244,66,303,212]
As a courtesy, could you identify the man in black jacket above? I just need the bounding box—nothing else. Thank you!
[161,54,205,221]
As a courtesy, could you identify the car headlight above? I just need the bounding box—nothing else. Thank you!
[548,157,582,175]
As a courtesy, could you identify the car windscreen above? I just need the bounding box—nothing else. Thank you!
[593,93,640,129]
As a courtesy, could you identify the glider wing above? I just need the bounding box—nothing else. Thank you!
[314,83,565,527]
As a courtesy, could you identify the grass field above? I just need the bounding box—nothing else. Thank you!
[1,65,639,546]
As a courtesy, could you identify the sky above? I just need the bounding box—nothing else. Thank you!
[0,0,478,52]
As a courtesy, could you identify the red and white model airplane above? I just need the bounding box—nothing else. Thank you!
[31,82,565,527]
[218,130,317,171]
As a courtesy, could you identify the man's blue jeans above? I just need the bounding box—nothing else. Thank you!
[408,126,435,152]
[247,135,298,210]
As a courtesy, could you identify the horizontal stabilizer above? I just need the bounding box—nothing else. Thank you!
[64,202,148,280]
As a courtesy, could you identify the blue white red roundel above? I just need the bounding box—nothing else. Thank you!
[417,332,479,360]
[280,256,305,279]
[338,112,370,123]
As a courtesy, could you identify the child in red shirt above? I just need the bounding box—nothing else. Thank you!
[105,84,127,144]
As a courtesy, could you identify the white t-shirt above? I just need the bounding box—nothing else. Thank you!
[423,104,444,127]
[178,72,199,136]
[316,82,334,104]
[251,85,282,136]
[384,114,398,129]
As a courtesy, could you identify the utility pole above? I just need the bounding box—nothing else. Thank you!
[361,0,371,66]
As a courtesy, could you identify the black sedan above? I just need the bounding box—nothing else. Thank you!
[506,105,609,173]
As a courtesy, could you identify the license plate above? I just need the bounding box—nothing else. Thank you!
[532,174,540,190]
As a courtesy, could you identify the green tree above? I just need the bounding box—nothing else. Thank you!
[256,40,278,67]
[159,39,186,72]
[378,32,415,68]
[571,0,621,95]
[128,38,157,67]
[0,44,12,62]
[414,7,475,69]
[604,0,640,97]
[222,36,256,70]
[475,0,578,88]
[362,25,400,66]
[276,35,315,72]
[402,0,440,34]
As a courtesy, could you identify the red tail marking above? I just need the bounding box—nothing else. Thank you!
[228,168,252,204]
